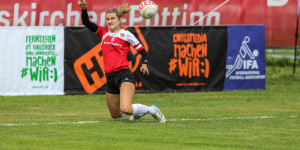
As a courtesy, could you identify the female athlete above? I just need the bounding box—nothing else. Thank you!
[78,0,165,123]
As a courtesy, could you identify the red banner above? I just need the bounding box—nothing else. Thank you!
[0,0,298,47]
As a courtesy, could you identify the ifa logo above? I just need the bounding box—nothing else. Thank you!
[226,36,260,78]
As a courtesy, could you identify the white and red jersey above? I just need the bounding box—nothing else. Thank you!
[97,26,144,73]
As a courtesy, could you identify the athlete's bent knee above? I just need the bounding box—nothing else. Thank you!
[120,107,133,115]
[110,114,122,119]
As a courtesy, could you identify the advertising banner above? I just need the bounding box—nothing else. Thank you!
[146,26,227,92]
[224,25,266,90]
[0,0,298,47]
[0,27,64,95]
[65,26,227,94]
[64,27,105,94]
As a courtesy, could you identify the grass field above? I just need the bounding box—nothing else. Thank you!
[1,65,300,150]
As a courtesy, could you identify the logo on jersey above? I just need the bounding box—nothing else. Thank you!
[120,33,125,38]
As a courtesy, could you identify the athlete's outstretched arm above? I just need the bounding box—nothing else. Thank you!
[139,49,149,75]
[78,0,99,34]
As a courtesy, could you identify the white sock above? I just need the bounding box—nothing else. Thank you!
[132,104,155,115]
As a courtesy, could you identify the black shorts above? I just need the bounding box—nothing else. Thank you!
[105,69,136,94]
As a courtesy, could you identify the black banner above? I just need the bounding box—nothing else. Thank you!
[64,27,105,94]
[64,27,227,94]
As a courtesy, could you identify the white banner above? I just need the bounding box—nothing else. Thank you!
[0,27,64,95]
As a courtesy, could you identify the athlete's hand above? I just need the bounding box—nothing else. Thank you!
[140,64,149,75]
[78,0,87,10]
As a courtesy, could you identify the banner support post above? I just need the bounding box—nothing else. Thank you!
[294,0,300,74]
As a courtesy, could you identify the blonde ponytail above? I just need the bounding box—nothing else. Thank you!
[106,3,131,19]
[118,3,131,18]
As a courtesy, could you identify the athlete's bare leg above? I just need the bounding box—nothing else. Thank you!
[106,82,162,121]
[106,82,135,118]
[119,82,135,115]
[106,92,122,119]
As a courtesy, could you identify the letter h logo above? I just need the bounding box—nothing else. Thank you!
[73,44,106,94]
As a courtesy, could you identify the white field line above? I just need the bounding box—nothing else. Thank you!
[0,115,297,126]
[1,121,101,126]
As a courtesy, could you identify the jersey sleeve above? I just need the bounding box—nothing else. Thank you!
[97,26,107,42]
[125,31,144,52]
